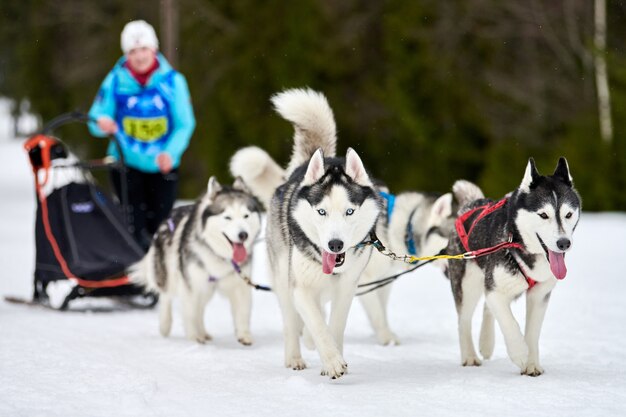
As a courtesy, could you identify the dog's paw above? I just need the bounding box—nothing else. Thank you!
[479,334,495,360]
[159,325,171,338]
[238,334,253,346]
[461,356,482,367]
[521,363,544,377]
[321,356,348,379]
[376,330,400,346]
[507,343,529,370]
[479,345,494,360]
[188,331,212,344]
[285,357,307,371]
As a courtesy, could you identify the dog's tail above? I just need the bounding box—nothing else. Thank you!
[452,180,485,213]
[126,247,159,293]
[271,88,337,176]
[229,146,285,209]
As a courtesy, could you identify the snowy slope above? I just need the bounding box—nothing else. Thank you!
[1,139,625,417]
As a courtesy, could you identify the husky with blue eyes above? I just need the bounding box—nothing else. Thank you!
[259,88,382,379]
[446,158,581,376]
[130,176,262,346]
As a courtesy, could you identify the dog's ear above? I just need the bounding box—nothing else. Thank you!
[303,148,325,186]
[431,193,453,220]
[552,157,573,187]
[232,176,251,194]
[452,180,484,208]
[345,148,372,187]
[206,176,222,202]
[520,157,540,192]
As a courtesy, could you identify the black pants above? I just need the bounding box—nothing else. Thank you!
[111,167,178,250]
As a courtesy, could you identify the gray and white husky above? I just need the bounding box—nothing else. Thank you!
[446,158,581,376]
[231,134,471,347]
[129,177,262,345]
[356,189,456,345]
[241,88,382,378]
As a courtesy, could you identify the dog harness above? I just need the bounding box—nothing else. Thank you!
[379,191,395,224]
[208,262,246,284]
[404,209,418,256]
[455,198,537,289]
[167,218,175,232]
[379,191,418,256]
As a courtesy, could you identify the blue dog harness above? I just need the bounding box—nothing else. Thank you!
[404,209,418,256]
[379,191,417,256]
[379,191,395,222]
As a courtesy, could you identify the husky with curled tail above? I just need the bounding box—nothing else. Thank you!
[231,139,468,348]
[129,176,262,345]
[446,158,581,376]
[257,88,382,378]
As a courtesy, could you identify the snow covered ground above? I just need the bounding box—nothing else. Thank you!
[1,138,625,417]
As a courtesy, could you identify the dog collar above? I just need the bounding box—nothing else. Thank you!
[231,260,242,273]
[207,261,243,284]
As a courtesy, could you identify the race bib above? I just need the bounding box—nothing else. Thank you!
[122,116,168,142]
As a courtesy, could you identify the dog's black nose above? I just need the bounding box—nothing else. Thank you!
[238,231,248,242]
[557,238,571,251]
[328,239,344,253]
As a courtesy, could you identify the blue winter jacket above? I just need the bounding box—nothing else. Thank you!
[88,53,195,173]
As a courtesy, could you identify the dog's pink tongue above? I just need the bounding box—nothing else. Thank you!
[232,243,248,264]
[322,250,337,275]
[548,250,567,280]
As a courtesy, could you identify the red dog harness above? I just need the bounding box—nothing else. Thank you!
[455,198,537,289]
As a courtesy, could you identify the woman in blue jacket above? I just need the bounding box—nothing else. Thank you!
[89,20,195,249]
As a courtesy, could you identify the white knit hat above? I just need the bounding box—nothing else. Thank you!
[121,20,159,54]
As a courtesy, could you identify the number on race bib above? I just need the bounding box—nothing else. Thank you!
[122,117,168,142]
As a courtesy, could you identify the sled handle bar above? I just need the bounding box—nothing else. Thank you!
[41,112,125,163]
[42,111,90,134]
[40,111,127,172]
[40,111,130,227]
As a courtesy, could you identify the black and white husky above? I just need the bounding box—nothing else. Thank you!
[231,134,471,348]
[447,158,581,376]
[130,177,262,345]
[239,88,382,378]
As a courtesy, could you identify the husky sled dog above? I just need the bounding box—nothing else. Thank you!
[130,177,262,345]
[231,129,476,348]
[447,158,581,376]
[246,88,381,378]
[356,190,457,345]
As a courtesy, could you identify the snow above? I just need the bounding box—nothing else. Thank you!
[0,97,40,142]
[1,138,625,417]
